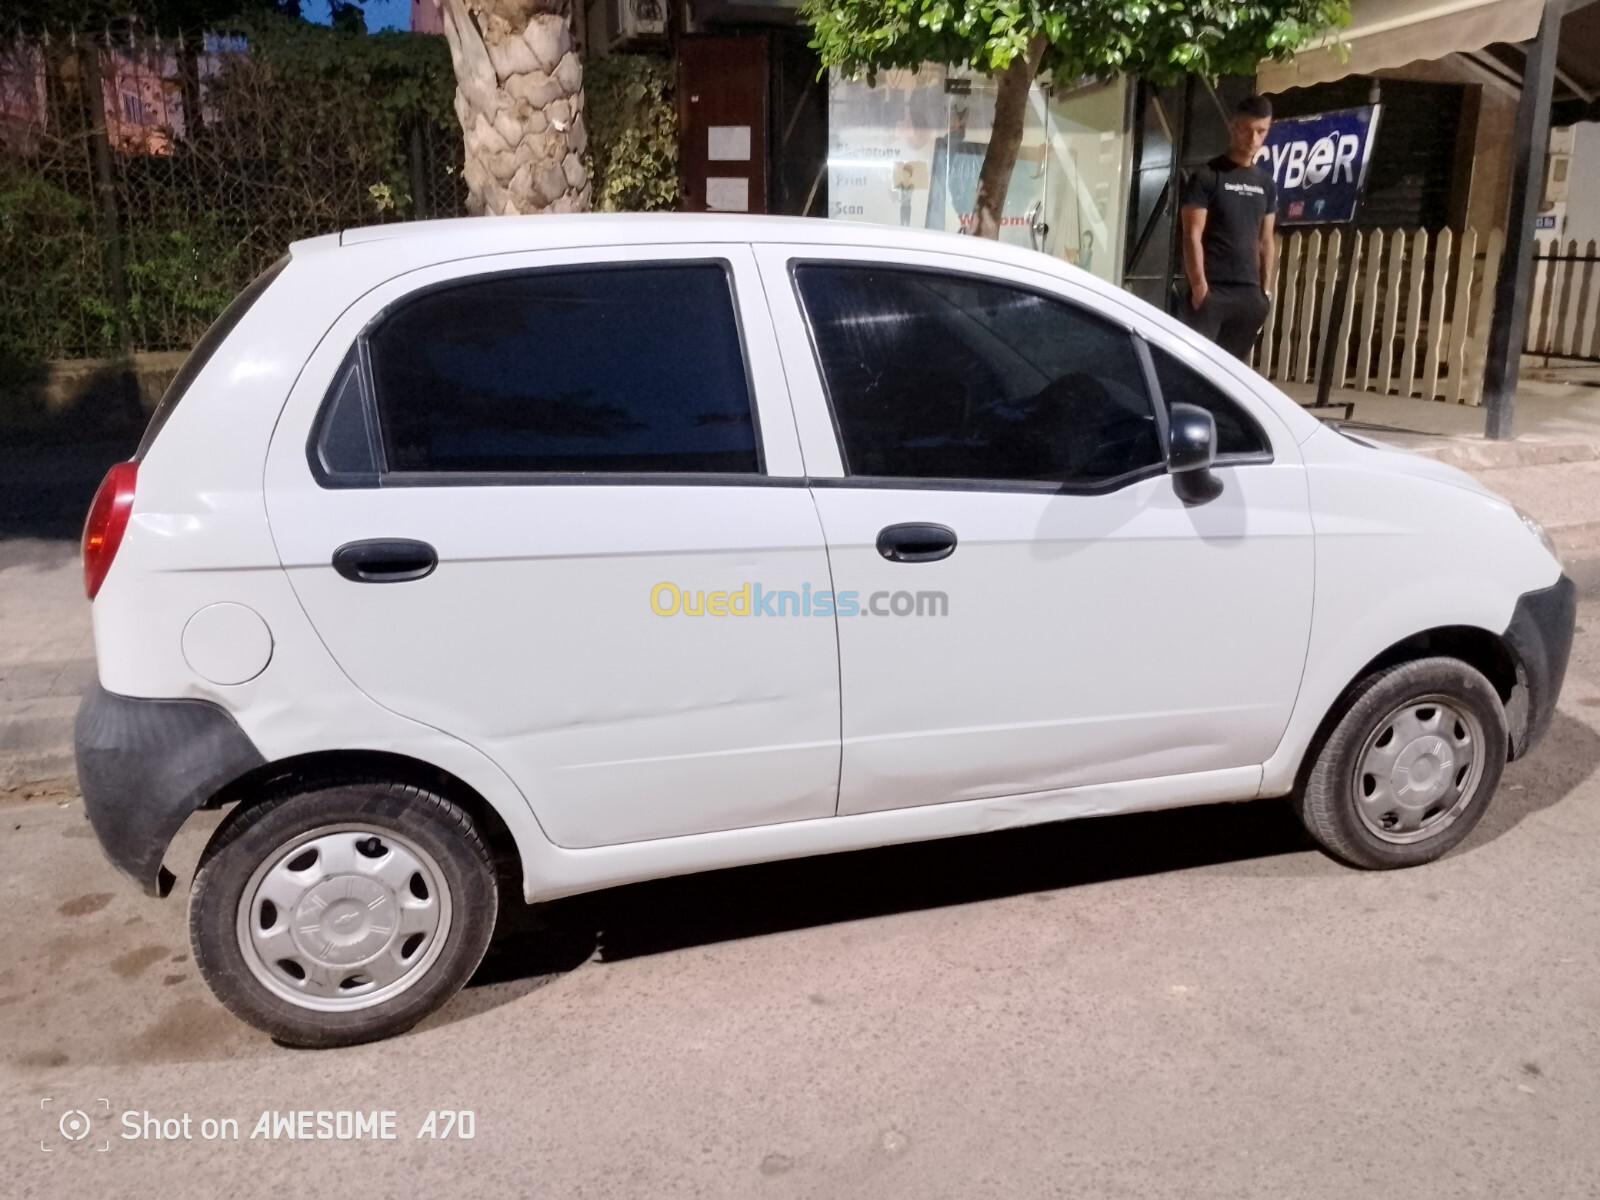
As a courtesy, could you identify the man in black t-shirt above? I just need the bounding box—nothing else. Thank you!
[1180,95,1278,361]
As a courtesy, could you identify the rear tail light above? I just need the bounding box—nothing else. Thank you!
[82,461,138,600]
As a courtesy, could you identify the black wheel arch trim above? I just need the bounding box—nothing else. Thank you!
[75,683,267,897]
[1501,575,1577,760]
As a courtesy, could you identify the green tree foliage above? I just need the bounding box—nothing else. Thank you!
[327,1,365,35]
[803,0,1350,83]
[801,0,1351,236]
[583,55,679,213]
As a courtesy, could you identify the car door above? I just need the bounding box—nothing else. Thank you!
[755,243,1314,816]
[264,245,841,849]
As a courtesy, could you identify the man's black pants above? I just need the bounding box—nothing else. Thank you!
[1184,284,1270,361]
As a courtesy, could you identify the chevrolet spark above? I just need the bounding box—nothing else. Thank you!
[75,215,1574,1046]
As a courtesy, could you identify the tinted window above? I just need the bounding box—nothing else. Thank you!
[1150,346,1269,459]
[136,255,288,460]
[795,265,1161,484]
[369,264,759,474]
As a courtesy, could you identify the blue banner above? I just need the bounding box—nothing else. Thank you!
[1254,105,1379,225]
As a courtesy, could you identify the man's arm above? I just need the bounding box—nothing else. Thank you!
[1259,212,1277,297]
[1181,206,1209,310]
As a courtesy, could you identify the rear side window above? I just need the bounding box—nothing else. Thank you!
[136,255,288,459]
[365,263,760,476]
[1149,346,1270,459]
[794,264,1162,486]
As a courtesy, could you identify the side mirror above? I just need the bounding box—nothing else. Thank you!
[1167,402,1222,504]
[1167,402,1216,473]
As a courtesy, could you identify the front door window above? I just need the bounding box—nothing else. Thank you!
[794,263,1162,486]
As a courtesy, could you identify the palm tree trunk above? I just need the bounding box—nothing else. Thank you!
[971,37,1047,240]
[436,0,590,216]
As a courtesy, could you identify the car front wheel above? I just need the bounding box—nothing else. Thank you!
[1295,656,1509,869]
[190,782,498,1048]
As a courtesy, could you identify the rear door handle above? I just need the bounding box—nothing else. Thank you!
[876,523,957,564]
[332,539,438,583]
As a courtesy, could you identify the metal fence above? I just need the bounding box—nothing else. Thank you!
[0,26,467,366]
[1527,238,1600,364]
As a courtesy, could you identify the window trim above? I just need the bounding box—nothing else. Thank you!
[1132,335,1172,453]
[306,344,383,489]
[806,469,1168,496]
[307,258,772,488]
[374,471,809,489]
[787,258,1173,496]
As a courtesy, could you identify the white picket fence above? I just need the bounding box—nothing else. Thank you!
[1527,238,1600,363]
[1252,226,1504,405]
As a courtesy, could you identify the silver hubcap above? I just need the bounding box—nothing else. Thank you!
[236,826,451,1012]
[1353,695,1484,844]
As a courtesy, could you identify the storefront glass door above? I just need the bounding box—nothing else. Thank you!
[826,67,1129,285]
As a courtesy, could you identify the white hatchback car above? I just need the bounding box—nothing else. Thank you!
[76,215,1573,1046]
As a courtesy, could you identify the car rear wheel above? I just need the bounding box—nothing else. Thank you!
[190,782,498,1048]
[1295,657,1508,869]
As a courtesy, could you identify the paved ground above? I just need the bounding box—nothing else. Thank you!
[7,430,1600,1197]
[7,595,1600,1198]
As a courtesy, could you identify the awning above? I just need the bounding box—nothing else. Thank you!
[1258,0,1548,93]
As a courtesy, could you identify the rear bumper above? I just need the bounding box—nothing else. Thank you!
[74,684,265,896]
[1502,575,1577,759]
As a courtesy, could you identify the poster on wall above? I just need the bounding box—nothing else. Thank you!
[826,67,948,229]
[924,136,1044,236]
[1255,105,1379,225]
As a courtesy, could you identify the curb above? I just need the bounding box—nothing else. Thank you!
[0,750,76,795]
[1552,520,1600,561]
[0,693,79,794]
[1367,436,1600,472]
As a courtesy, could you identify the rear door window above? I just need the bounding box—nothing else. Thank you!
[364,263,761,477]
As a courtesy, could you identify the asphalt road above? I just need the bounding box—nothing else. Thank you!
[6,571,1600,1199]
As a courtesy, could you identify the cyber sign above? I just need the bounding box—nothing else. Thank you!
[1253,105,1379,226]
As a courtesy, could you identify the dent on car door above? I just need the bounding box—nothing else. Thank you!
[265,248,843,848]
[760,249,1313,816]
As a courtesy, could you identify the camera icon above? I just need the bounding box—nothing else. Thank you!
[41,1098,111,1152]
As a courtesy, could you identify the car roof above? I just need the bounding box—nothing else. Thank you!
[290,213,1057,276]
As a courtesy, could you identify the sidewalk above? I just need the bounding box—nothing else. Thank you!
[1280,371,1600,469]
[0,436,121,796]
[0,540,92,795]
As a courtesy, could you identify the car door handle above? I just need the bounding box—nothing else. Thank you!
[876,523,957,563]
[332,539,438,583]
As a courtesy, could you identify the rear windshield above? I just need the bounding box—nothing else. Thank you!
[135,255,289,459]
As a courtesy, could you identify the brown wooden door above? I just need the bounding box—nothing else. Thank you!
[678,36,768,215]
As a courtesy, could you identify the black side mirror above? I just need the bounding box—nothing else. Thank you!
[1167,402,1221,504]
[1167,402,1216,473]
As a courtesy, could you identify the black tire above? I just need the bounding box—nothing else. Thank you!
[190,782,498,1048]
[1294,656,1508,870]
